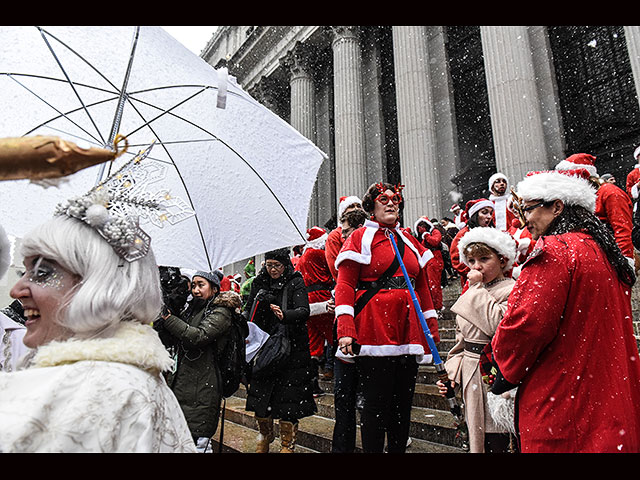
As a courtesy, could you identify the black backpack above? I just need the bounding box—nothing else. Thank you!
[216,309,249,398]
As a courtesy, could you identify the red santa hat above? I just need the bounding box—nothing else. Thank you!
[554,153,598,177]
[413,216,434,234]
[458,226,517,272]
[305,226,328,250]
[449,203,461,213]
[488,172,509,192]
[465,198,494,220]
[338,195,362,219]
[515,168,597,213]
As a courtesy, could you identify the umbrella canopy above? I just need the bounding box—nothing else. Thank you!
[0,26,327,271]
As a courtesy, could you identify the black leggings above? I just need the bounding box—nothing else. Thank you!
[356,355,418,453]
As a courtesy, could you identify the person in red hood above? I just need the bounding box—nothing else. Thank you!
[490,168,640,453]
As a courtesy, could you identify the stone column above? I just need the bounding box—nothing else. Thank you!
[281,43,319,226]
[624,26,640,115]
[330,26,368,204]
[392,26,441,224]
[480,26,549,182]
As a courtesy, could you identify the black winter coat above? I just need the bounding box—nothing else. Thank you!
[244,263,317,421]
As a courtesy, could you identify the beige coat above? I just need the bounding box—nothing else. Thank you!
[445,277,515,453]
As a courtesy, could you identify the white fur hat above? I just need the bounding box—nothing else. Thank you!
[515,168,597,213]
[338,195,362,219]
[458,227,517,272]
[488,172,509,192]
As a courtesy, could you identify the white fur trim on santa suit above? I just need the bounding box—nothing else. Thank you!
[335,343,432,365]
[516,169,597,213]
[338,195,362,219]
[468,199,494,219]
[488,173,509,192]
[458,226,518,272]
[334,219,433,270]
[490,193,510,231]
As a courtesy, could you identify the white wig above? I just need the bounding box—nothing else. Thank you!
[19,215,163,337]
[458,227,517,272]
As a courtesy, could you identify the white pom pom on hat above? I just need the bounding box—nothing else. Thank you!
[458,227,517,272]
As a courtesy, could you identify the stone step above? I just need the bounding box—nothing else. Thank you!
[214,395,466,453]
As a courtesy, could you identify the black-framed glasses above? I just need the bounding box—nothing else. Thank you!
[522,201,552,214]
[265,262,284,270]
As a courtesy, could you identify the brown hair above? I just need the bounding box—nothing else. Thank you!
[463,242,499,260]
[341,208,368,228]
[361,182,405,214]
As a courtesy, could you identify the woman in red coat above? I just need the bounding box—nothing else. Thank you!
[450,199,496,288]
[490,168,640,453]
[334,182,439,453]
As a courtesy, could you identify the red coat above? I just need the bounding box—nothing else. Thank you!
[421,228,444,310]
[450,226,470,287]
[296,246,335,357]
[625,166,640,200]
[325,227,344,281]
[595,182,634,259]
[492,232,640,453]
[334,220,439,360]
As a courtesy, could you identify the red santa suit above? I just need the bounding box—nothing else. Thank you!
[296,227,335,359]
[626,165,640,201]
[334,219,439,363]
[488,173,516,232]
[450,226,470,288]
[596,181,634,260]
[414,217,444,311]
[492,231,640,453]
[325,227,344,281]
[507,218,534,268]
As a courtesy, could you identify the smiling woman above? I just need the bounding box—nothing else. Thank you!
[0,213,197,452]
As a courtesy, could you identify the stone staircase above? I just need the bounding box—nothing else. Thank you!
[209,280,468,454]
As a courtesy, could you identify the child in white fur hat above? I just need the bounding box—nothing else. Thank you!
[436,227,518,453]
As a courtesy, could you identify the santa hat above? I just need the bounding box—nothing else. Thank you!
[449,204,461,213]
[414,216,434,234]
[488,172,509,192]
[515,168,597,213]
[634,145,640,160]
[338,195,362,219]
[554,153,598,177]
[458,227,517,272]
[465,198,494,220]
[305,226,328,250]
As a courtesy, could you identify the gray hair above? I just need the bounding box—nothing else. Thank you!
[19,215,163,337]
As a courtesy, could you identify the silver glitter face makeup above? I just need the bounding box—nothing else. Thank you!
[22,257,66,290]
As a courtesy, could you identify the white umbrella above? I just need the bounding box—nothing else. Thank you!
[0,26,327,271]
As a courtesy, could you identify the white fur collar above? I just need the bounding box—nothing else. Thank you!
[28,322,172,374]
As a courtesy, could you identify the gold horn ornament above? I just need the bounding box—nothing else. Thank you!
[0,134,128,181]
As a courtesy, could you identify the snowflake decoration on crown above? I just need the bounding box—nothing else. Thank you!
[54,141,195,262]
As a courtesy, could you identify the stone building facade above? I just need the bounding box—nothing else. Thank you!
[202,25,640,231]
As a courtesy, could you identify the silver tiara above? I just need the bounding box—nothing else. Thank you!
[54,141,195,262]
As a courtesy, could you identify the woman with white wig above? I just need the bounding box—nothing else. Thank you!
[0,156,196,452]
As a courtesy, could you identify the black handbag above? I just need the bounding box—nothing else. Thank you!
[251,322,291,378]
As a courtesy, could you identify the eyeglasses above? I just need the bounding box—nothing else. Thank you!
[522,201,548,214]
[265,262,284,270]
[374,193,402,205]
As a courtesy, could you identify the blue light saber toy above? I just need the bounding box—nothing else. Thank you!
[386,230,468,443]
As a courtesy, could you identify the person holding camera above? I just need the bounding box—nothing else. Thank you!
[244,248,316,453]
